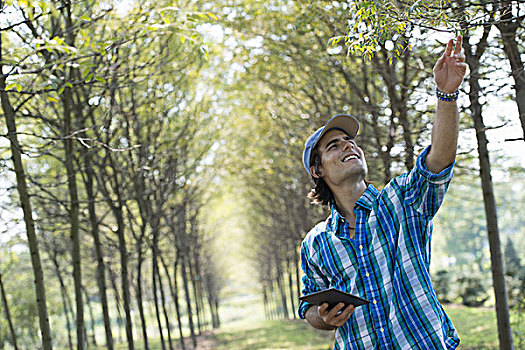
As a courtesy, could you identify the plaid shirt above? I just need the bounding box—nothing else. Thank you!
[299,146,460,349]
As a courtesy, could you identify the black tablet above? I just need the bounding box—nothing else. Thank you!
[299,288,370,309]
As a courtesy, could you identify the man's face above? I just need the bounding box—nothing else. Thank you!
[313,129,368,186]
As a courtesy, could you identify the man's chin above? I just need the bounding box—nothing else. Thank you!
[341,167,367,184]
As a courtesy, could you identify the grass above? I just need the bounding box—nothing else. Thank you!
[211,319,333,350]
[205,304,525,350]
[444,304,525,349]
[93,302,524,350]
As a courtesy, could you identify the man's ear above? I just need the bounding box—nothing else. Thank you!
[310,165,322,179]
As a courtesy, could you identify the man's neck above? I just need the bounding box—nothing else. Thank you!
[333,180,367,223]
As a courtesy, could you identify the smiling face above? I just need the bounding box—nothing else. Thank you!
[311,129,368,188]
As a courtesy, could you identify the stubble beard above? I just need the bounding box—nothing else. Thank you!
[332,162,368,187]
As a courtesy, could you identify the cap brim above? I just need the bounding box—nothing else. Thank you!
[316,114,359,146]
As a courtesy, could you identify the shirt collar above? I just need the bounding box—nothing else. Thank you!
[329,205,344,233]
[328,184,379,233]
[355,184,379,210]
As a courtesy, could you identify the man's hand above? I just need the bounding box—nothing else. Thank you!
[318,302,355,328]
[433,35,467,93]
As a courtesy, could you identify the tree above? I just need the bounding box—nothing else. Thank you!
[504,239,524,309]
[0,271,19,350]
[0,3,53,347]
[494,1,525,140]
[331,1,522,347]
[460,4,514,346]
[1,0,223,348]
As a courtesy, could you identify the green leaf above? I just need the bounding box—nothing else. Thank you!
[47,96,58,102]
[95,77,107,83]
[81,16,91,21]
[200,46,209,60]
[16,83,22,92]
[5,83,17,91]
[38,0,48,12]
[58,86,65,95]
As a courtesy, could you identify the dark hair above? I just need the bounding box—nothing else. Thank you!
[307,145,335,207]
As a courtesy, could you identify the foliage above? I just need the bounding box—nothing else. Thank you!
[504,239,525,309]
[1,0,523,348]
[433,269,452,303]
[0,0,223,348]
[0,250,63,347]
[339,0,455,59]
[456,269,490,307]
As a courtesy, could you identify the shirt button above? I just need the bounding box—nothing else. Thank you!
[359,245,363,250]
[373,299,377,304]
[380,328,384,333]
[365,273,370,277]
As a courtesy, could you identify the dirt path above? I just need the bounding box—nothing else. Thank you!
[173,331,217,350]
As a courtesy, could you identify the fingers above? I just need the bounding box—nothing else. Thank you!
[319,303,355,328]
[434,35,464,73]
[454,35,463,55]
[318,303,330,316]
[445,38,454,57]
[318,302,342,318]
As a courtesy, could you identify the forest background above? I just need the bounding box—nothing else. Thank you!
[0,0,524,349]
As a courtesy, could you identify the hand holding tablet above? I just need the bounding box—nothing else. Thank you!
[299,288,370,309]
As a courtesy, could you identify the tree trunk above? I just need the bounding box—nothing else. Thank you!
[115,205,134,350]
[83,147,114,350]
[103,154,134,350]
[0,272,19,350]
[263,287,269,320]
[268,283,276,320]
[51,254,73,350]
[463,20,514,350]
[496,1,525,140]
[160,253,185,350]
[61,84,85,350]
[180,252,197,348]
[188,255,203,334]
[286,258,296,320]
[173,259,186,350]
[136,248,149,350]
[60,4,84,347]
[0,30,53,350]
[374,45,414,171]
[294,247,301,308]
[83,287,98,347]
[156,256,174,350]
[275,258,289,319]
[152,244,167,350]
[213,299,220,328]
[107,263,124,342]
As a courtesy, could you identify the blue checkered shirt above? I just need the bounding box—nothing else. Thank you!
[299,146,460,349]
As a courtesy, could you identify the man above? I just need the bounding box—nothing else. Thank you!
[298,36,467,349]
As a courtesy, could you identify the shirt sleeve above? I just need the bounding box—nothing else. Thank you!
[402,145,454,218]
[298,236,329,319]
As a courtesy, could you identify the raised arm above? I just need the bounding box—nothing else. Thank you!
[426,35,467,173]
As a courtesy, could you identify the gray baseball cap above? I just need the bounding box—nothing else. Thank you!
[302,114,360,176]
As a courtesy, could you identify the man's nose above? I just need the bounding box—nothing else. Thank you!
[341,140,353,151]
